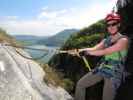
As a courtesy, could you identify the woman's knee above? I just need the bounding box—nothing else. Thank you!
[76,73,92,88]
[76,78,85,88]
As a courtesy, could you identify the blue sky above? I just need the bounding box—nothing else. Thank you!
[0,0,117,36]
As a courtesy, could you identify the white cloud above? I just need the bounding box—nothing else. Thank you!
[41,6,49,11]
[38,9,67,19]
[45,2,114,29]
[0,1,116,36]
[0,19,68,36]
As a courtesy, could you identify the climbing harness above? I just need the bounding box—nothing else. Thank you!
[95,35,128,91]
[2,43,92,71]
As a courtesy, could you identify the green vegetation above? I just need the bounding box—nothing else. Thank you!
[49,20,107,94]
[42,64,74,91]
[0,28,16,43]
[62,20,106,49]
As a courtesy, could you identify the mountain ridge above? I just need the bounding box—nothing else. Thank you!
[14,29,79,46]
[37,29,79,46]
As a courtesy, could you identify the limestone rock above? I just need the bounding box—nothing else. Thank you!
[0,43,73,100]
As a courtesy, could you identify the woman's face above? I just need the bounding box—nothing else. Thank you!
[106,20,120,35]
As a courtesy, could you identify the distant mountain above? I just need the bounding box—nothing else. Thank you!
[13,35,48,46]
[14,35,48,41]
[13,29,79,46]
[37,29,79,46]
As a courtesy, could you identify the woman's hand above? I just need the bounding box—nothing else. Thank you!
[67,49,80,57]
[79,50,90,56]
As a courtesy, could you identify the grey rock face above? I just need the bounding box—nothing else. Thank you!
[0,43,73,100]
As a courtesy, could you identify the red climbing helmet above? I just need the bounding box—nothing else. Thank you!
[105,12,121,22]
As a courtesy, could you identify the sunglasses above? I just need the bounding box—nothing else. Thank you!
[106,22,119,27]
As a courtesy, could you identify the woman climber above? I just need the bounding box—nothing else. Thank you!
[74,12,129,100]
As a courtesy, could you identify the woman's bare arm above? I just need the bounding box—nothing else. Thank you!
[79,39,105,52]
[88,38,128,56]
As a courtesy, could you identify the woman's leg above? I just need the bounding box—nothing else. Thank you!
[103,78,115,100]
[75,72,103,100]
[103,77,122,100]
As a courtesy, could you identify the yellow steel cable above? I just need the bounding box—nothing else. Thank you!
[3,43,92,71]
[82,56,92,71]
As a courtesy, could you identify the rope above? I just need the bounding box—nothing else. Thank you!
[4,44,49,52]
[3,43,92,71]
[4,44,50,60]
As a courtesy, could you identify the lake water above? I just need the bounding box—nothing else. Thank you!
[25,45,59,64]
